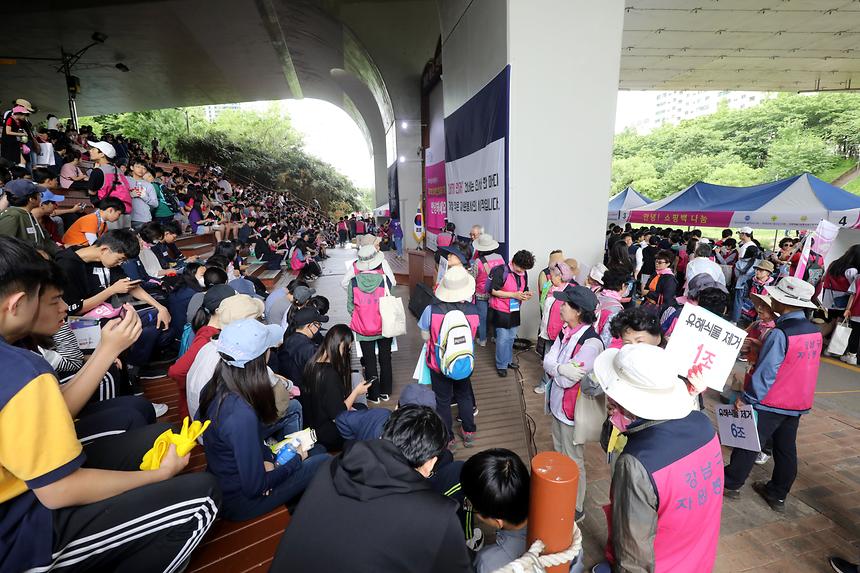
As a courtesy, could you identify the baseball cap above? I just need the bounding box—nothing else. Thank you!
[398,383,437,409]
[737,226,753,235]
[40,190,65,203]
[87,140,117,159]
[218,294,265,325]
[202,284,236,314]
[687,273,728,298]
[552,284,598,312]
[216,318,284,368]
[293,307,329,327]
[293,285,315,305]
[4,179,44,199]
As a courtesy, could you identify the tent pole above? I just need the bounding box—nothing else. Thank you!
[774,229,778,252]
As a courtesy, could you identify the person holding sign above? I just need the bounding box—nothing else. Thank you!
[723,277,822,513]
[489,250,534,377]
[590,344,723,573]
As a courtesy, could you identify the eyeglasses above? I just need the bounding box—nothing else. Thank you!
[655,260,669,265]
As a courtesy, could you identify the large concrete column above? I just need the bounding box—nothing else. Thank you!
[507,0,624,336]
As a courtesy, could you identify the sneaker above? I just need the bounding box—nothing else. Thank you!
[379,394,391,402]
[752,481,785,513]
[496,369,508,378]
[755,452,771,465]
[575,509,585,523]
[723,488,741,500]
[533,383,545,394]
[508,362,520,370]
[461,431,476,448]
[152,402,169,417]
[367,397,382,404]
[841,353,858,365]
[477,339,487,347]
[466,528,485,552]
[457,406,479,423]
[829,556,860,573]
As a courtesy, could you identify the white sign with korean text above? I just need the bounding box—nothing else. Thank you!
[715,404,761,451]
[665,304,747,392]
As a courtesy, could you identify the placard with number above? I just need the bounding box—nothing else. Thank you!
[665,304,748,392]
[716,404,761,452]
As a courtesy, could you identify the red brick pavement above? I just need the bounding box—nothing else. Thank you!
[515,349,860,572]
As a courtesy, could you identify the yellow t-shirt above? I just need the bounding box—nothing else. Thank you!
[0,341,83,568]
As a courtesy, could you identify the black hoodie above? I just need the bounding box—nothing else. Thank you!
[271,439,471,572]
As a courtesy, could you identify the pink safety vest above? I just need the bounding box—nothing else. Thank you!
[349,268,387,337]
[475,254,505,295]
[290,246,306,271]
[559,325,601,420]
[489,266,526,314]
[596,295,624,334]
[426,302,480,373]
[760,318,822,412]
[606,413,723,573]
[355,220,366,234]
[436,232,454,247]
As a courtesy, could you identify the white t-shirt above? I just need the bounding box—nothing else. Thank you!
[685,257,727,293]
[33,141,55,166]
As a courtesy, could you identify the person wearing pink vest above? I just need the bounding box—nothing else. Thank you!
[470,234,504,346]
[418,266,480,447]
[592,344,723,573]
[347,245,394,403]
[489,249,534,377]
[542,285,604,522]
[724,277,822,512]
[435,221,456,248]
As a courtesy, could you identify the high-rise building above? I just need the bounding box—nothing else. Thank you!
[623,91,774,134]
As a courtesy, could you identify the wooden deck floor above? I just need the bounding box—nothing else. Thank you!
[141,245,537,569]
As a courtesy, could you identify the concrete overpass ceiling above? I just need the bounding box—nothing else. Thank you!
[621,0,860,91]
[2,0,293,115]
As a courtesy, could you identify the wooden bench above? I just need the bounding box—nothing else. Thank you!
[176,232,217,259]
[257,269,284,291]
[143,376,291,571]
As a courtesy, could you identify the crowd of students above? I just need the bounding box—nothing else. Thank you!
[3,99,860,572]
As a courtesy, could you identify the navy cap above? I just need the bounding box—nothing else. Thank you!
[4,179,44,199]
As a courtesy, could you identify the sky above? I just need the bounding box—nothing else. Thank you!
[258,93,656,189]
[283,99,374,189]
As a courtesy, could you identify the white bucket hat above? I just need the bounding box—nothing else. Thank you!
[472,233,499,253]
[355,244,385,271]
[435,265,475,303]
[593,345,694,421]
[765,276,817,309]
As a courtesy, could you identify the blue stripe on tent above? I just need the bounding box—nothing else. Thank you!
[609,187,652,210]
[661,177,801,211]
[806,173,860,210]
[444,66,510,162]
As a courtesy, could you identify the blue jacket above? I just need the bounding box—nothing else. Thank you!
[200,391,301,519]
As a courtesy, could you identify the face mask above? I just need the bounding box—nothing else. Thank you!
[610,410,634,432]
[197,276,206,287]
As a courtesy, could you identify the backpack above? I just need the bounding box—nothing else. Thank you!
[486,264,511,295]
[803,255,824,289]
[435,309,475,380]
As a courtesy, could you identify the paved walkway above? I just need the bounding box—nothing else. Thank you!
[309,245,860,571]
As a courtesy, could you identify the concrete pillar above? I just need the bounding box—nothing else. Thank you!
[507,0,624,336]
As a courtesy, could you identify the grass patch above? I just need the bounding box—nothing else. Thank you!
[843,177,860,195]
[817,156,857,183]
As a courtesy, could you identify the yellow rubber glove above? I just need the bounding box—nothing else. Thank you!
[139,417,210,470]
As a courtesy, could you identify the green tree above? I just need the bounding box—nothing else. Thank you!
[763,126,837,180]
[79,108,207,154]
[611,156,658,193]
[660,155,719,197]
[707,162,763,187]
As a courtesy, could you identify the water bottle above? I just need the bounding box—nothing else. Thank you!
[275,442,298,466]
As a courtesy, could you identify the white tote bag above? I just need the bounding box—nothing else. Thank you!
[379,280,407,338]
[572,389,606,444]
[827,319,852,356]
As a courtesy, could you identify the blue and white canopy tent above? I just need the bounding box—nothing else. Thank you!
[624,173,860,230]
[607,186,652,223]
